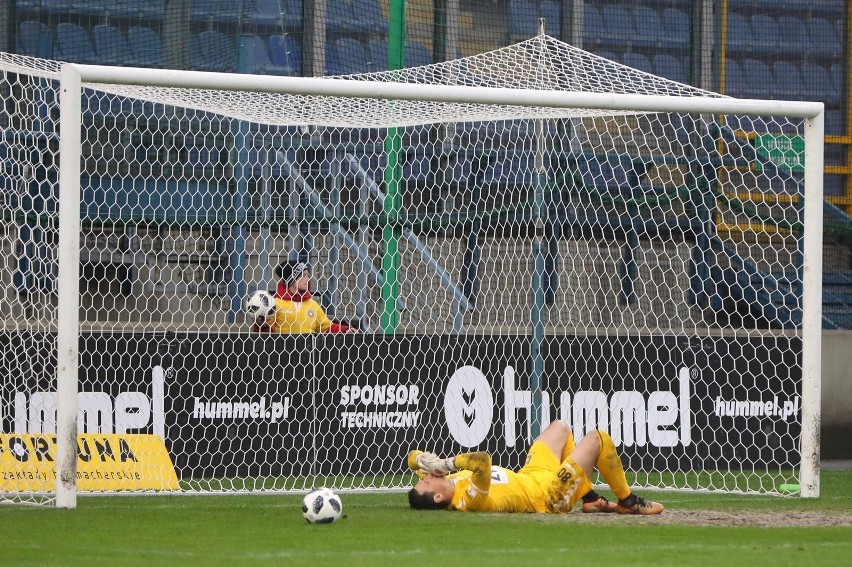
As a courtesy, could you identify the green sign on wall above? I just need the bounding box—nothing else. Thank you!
[755,134,804,172]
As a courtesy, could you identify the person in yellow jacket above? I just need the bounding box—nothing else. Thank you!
[251,260,355,334]
[406,420,663,515]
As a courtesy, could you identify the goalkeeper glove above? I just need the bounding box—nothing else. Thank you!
[416,452,458,476]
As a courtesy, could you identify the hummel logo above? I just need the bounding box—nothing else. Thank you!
[463,390,476,426]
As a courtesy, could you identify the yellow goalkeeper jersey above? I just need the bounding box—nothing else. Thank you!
[269,296,335,333]
[409,451,553,513]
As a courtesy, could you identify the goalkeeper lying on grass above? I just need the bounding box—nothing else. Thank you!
[407,420,663,515]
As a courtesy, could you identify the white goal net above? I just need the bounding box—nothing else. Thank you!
[0,35,822,506]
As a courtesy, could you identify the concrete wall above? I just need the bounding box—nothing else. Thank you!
[822,331,852,459]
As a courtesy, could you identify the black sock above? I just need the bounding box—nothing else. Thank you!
[618,493,637,507]
[581,490,602,503]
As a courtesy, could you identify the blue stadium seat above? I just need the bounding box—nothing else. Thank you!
[191,30,236,72]
[772,61,805,100]
[406,42,432,68]
[776,16,812,59]
[662,8,690,50]
[327,1,355,33]
[334,37,370,75]
[16,21,53,58]
[723,58,747,98]
[190,0,238,22]
[352,0,388,33]
[509,0,538,38]
[268,34,301,75]
[826,111,842,135]
[749,15,779,57]
[325,44,341,75]
[599,5,635,49]
[741,59,775,99]
[128,27,163,68]
[624,52,653,74]
[137,0,166,20]
[654,54,688,84]
[593,50,618,63]
[368,38,389,72]
[244,35,291,76]
[252,0,282,26]
[280,0,303,28]
[807,18,841,60]
[582,4,605,50]
[632,7,663,49]
[93,25,134,66]
[540,1,561,35]
[55,22,97,64]
[725,13,753,57]
[39,0,75,14]
[800,62,838,105]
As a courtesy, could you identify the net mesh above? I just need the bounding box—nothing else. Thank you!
[0,35,811,503]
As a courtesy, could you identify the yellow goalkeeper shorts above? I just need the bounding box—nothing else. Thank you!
[519,440,587,513]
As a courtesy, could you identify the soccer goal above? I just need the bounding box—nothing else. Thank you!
[0,35,822,507]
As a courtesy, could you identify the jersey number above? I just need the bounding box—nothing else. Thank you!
[490,467,509,484]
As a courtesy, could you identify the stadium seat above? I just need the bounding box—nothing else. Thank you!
[509,0,538,38]
[582,4,605,50]
[725,13,753,57]
[325,44,341,75]
[280,0,303,28]
[190,0,238,22]
[55,22,97,64]
[632,7,663,49]
[252,0,282,26]
[772,61,805,100]
[137,0,166,20]
[351,0,388,33]
[826,110,842,135]
[749,15,779,57]
[776,16,812,59]
[93,25,134,66]
[333,37,370,75]
[406,42,432,68]
[191,30,236,72]
[800,62,839,105]
[807,18,841,60]
[540,1,561,35]
[662,8,690,50]
[599,5,635,49]
[740,59,775,99]
[128,27,164,68]
[654,54,688,84]
[39,0,75,14]
[244,34,291,76]
[368,38,389,72]
[723,58,747,98]
[16,21,53,58]
[327,1,355,33]
[268,34,301,75]
[624,52,653,74]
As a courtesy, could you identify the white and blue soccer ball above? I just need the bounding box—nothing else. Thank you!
[244,290,275,319]
[302,488,343,524]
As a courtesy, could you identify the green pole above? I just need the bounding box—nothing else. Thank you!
[382,0,406,333]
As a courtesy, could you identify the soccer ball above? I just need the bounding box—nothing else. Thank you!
[244,290,275,319]
[302,488,343,524]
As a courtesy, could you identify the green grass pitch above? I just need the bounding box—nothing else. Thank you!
[2,470,850,566]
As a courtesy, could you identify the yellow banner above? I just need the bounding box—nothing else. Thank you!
[0,434,179,491]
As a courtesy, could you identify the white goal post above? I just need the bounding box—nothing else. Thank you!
[1,36,823,508]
